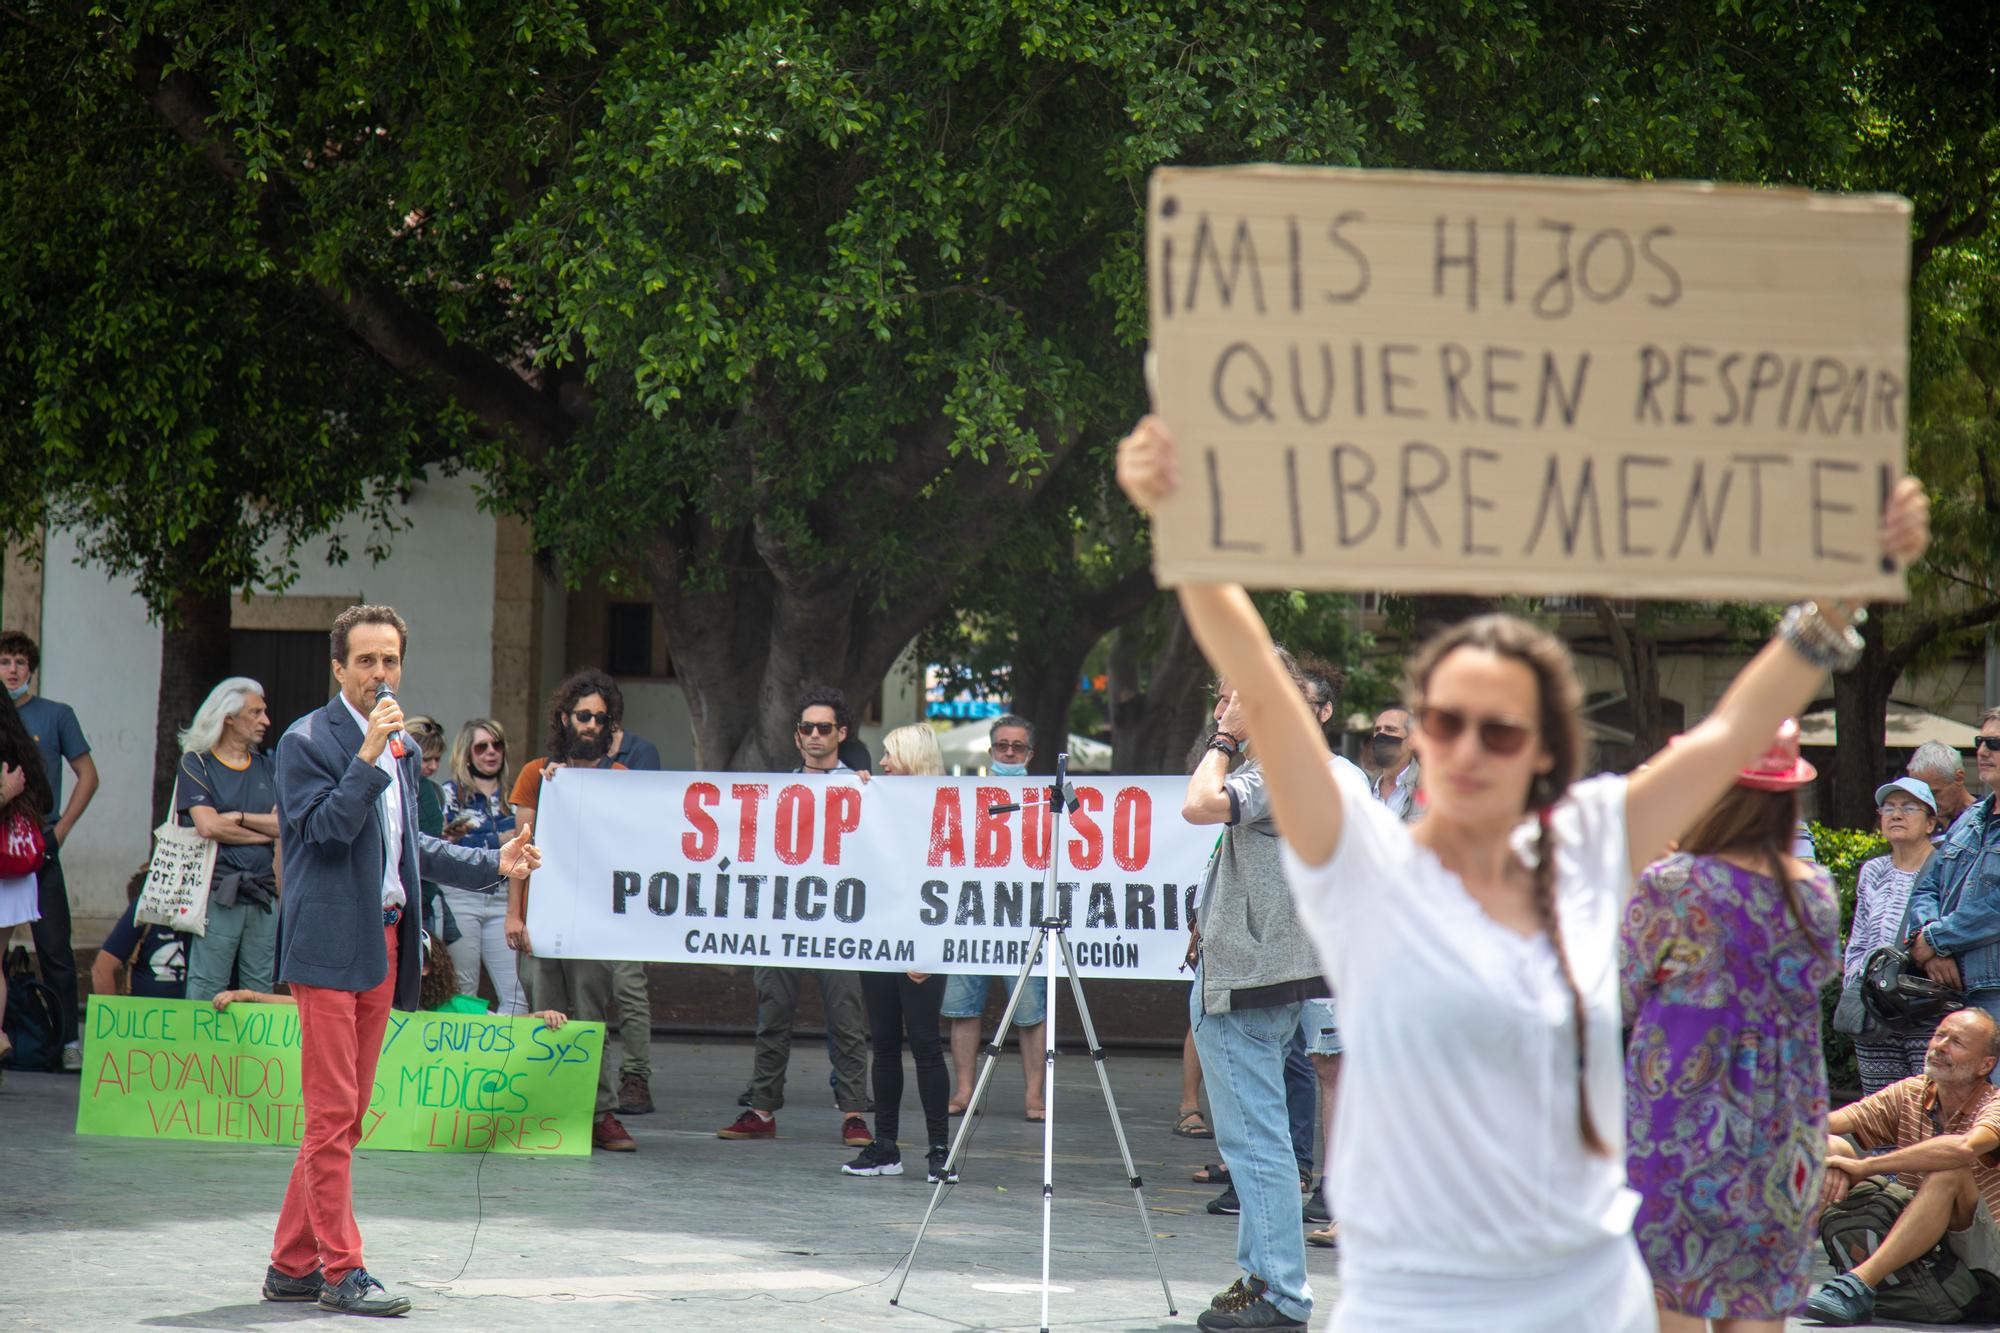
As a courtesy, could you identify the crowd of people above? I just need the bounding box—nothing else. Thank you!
[5,411,2000,1328]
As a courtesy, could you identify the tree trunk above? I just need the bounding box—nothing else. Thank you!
[1591,599,1664,757]
[1009,649,1091,777]
[1112,606,1213,774]
[1829,607,1893,828]
[153,585,234,824]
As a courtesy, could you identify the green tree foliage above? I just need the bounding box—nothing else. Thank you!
[2,1,1993,779]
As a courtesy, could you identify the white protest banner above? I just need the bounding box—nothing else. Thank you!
[1145,165,1912,601]
[526,769,1219,980]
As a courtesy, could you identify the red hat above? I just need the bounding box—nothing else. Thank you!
[1736,718,1816,791]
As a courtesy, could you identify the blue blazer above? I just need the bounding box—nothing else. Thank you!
[275,696,501,1005]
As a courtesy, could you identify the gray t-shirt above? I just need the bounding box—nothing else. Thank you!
[16,695,87,821]
[175,751,277,877]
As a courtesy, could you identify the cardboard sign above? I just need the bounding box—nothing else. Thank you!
[1145,166,1912,600]
[76,997,603,1155]
[526,768,1238,979]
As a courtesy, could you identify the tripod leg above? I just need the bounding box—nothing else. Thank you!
[889,929,1048,1308]
[1039,926,1058,1333]
[1054,931,1179,1317]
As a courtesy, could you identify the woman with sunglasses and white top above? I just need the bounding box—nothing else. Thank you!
[439,718,524,1013]
[1115,416,1929,1333]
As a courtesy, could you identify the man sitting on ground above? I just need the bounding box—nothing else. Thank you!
[1807,1008,2000,1325]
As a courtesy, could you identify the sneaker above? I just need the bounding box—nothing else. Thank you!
[841,1140,904,1176]
[317,1267,412,1317]
[1206,1185,1241,1216]
[717,1109,775,1140]
[61,1041,82,1073]
[840,1114,872,1146]
[1196,1296,1306,1330]
[262,1265,326,1302]
[1302,1189,1331,1226]
[1210,1276,1264,1310]
[926,1147,959,1183]
[618,1073,655,1115]
[1805,1273,1877,1326]
[592,1111,637,1151]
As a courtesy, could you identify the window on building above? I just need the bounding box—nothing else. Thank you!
[230,629,333,748]
[606,601,657,678]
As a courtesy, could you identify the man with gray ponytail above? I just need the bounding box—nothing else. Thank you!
[176,677,281,1003]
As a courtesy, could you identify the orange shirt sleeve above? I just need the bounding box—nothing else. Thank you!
[1838,1080,1908,1151]
[509,758,545,810]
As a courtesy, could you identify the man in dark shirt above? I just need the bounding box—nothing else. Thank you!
[0,630,98,1069]
[93,872,188,1000]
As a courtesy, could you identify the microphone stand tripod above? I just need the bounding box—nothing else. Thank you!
[889,752,1177,1332]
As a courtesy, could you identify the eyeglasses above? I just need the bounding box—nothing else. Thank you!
[471,740,504,754]
[1879,804,1928,817]
[1976,736,2000,752]
[990,740,1031,755]
[1414,705,1534,757]
[570,709,610,725]
[796,721,839,736]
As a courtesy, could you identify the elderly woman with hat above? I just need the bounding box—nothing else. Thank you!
[1842,777,1943,1094]
[1619,719,1843,1333]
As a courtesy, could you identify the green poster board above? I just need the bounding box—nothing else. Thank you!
[76,996,602,1155]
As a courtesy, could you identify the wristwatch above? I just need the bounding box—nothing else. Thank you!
[1207,731,1241,756]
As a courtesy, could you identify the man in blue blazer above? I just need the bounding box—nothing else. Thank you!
[264,605,539,1317]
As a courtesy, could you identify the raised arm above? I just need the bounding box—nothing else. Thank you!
[1118,418,1345,866]
[1623,479,1928,877]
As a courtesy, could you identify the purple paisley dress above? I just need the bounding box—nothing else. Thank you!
[1620,852,1840,1320]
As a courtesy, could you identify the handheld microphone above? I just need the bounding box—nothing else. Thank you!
[375,684,410,760]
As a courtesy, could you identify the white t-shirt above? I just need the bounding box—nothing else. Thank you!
[1284,774,1641,1304]
[340,694,407,909]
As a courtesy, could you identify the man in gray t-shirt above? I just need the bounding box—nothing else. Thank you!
[176,751,278,878]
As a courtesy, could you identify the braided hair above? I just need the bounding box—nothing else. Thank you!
[1407,615,1607,1156]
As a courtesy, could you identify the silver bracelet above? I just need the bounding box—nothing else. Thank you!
[1778,600,1864,672]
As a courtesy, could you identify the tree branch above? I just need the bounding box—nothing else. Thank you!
[125,33,577,458]
[1884,600,2000,678]
[1912,178,1996,278]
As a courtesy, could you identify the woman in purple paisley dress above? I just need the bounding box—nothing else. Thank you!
[1620,720,1842,1332]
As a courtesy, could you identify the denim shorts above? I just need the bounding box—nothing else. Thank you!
[1299,997,1341,1056]
[941,972,1047,1027]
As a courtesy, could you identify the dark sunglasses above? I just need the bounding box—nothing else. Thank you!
[796,721,839,736]
[471,740,505,754]
[570,709,610,725]
[1976,736,2000,752]
[1414,705,1535,757]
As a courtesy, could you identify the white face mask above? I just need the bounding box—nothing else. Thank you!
[990,759,1028,777]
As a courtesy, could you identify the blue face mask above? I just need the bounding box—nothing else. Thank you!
[990,759,1028,777]
[5,683,26,701]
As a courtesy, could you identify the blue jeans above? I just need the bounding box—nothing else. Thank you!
[1971,991,2000,1086]
[1285,1024,1315,1174]
[1190,968,1312,1323]
[940,972,1047,1027]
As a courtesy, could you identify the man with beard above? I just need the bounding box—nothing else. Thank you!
[1807,1009,2000,1324]
[503,668,636,1152]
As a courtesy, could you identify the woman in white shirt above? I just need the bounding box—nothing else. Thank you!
[1115,415,1929,1333]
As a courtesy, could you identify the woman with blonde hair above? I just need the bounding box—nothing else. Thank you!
[1116,414,1927,1333]
[439,718,523,1012]
[843,723,960,1183]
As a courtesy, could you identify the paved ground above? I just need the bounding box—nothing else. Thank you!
[0,1034,1927,1331]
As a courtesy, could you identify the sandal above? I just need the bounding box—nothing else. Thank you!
[1307,1223,1339,1249]
[1174,1109,1213,1139]
[1191,1162,1231,1185]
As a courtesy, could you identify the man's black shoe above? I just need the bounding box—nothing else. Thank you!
[1196,1296,1307,1331]
[262,1265,325,1302]
[317,1268,412,1317]
[1302,1190,1331,1225]
[1205,1185,1241,1215]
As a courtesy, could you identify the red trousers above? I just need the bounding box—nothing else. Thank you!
[270,922,397,1281]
